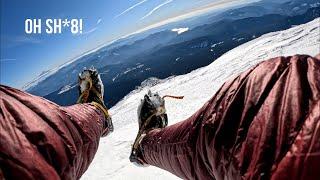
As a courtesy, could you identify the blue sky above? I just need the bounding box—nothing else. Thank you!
[0,0,250,88]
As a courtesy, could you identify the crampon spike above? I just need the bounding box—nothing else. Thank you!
[162,95,184,100]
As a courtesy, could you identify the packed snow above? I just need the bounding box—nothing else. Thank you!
[82,18,320,180]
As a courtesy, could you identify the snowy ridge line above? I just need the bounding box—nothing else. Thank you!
[82,18,319,180]
[21,45,104,91]
[21,35,125,91]
[21,0,261,92]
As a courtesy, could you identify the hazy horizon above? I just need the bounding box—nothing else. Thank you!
[0,0,256,88]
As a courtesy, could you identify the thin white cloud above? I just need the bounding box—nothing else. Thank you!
[80,18,101,35]
[133,0,251,33]
[97,18,102,24]
[82,27,98,35]
[14,36,42,44]
[140,0,173,20]
[114,0,149,19]
[0,58,17,62]
[1,35,42,48]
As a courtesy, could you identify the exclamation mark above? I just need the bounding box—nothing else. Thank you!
[79,19,83,34]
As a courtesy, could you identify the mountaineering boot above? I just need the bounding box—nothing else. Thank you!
[78,67,114,135]
[129,90,168,165]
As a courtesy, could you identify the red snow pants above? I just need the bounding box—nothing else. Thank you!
[0,86,109,179]
[139,54,320,180]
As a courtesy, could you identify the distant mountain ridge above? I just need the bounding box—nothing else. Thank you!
[82,18,320,180]
[23,0,320,108]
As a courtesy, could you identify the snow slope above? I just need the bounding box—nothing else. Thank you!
[82,18,320,180]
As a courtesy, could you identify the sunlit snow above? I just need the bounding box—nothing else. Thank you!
[82,18,320,180]
[171,27,189,34]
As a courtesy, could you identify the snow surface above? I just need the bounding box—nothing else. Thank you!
[171,27,189,34]
[58,84,77,94]
[82,18,320,180]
